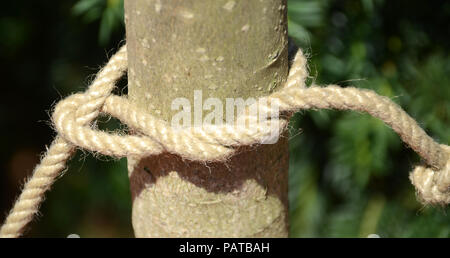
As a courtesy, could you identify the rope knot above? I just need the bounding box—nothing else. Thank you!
[410,145,450,205]
[49,45,298,162]
[2,44,449,238]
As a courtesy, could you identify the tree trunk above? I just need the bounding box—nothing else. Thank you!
[125,0,290,237]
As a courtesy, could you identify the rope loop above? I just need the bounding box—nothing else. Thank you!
[1,44,448,238]
[410,145,450,204]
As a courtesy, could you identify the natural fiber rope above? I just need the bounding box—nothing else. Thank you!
[1,45,448,238]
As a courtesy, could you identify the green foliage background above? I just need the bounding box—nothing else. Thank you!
[0,0,448,237]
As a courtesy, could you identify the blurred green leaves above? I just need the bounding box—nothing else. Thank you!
[73,0,124,45]
[287,0,326,45]
[287,0,449,237]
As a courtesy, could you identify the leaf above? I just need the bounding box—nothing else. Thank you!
[73,0,124,45]
[72,0,103,16]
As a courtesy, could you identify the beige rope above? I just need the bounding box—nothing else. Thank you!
[0,45,128,238]
[1,44,448,238]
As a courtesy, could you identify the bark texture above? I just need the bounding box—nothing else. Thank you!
[125,0,290,237]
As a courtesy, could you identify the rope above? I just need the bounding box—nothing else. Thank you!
[1,44,448,238]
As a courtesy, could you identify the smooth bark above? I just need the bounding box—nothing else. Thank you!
[125,0,289,237]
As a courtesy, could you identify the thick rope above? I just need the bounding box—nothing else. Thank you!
[0,46,128,238]
[1,45,448,238]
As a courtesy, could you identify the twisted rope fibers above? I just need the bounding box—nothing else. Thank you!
[0,45,448,238]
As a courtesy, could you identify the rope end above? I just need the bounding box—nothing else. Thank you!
[410,144,450,205]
